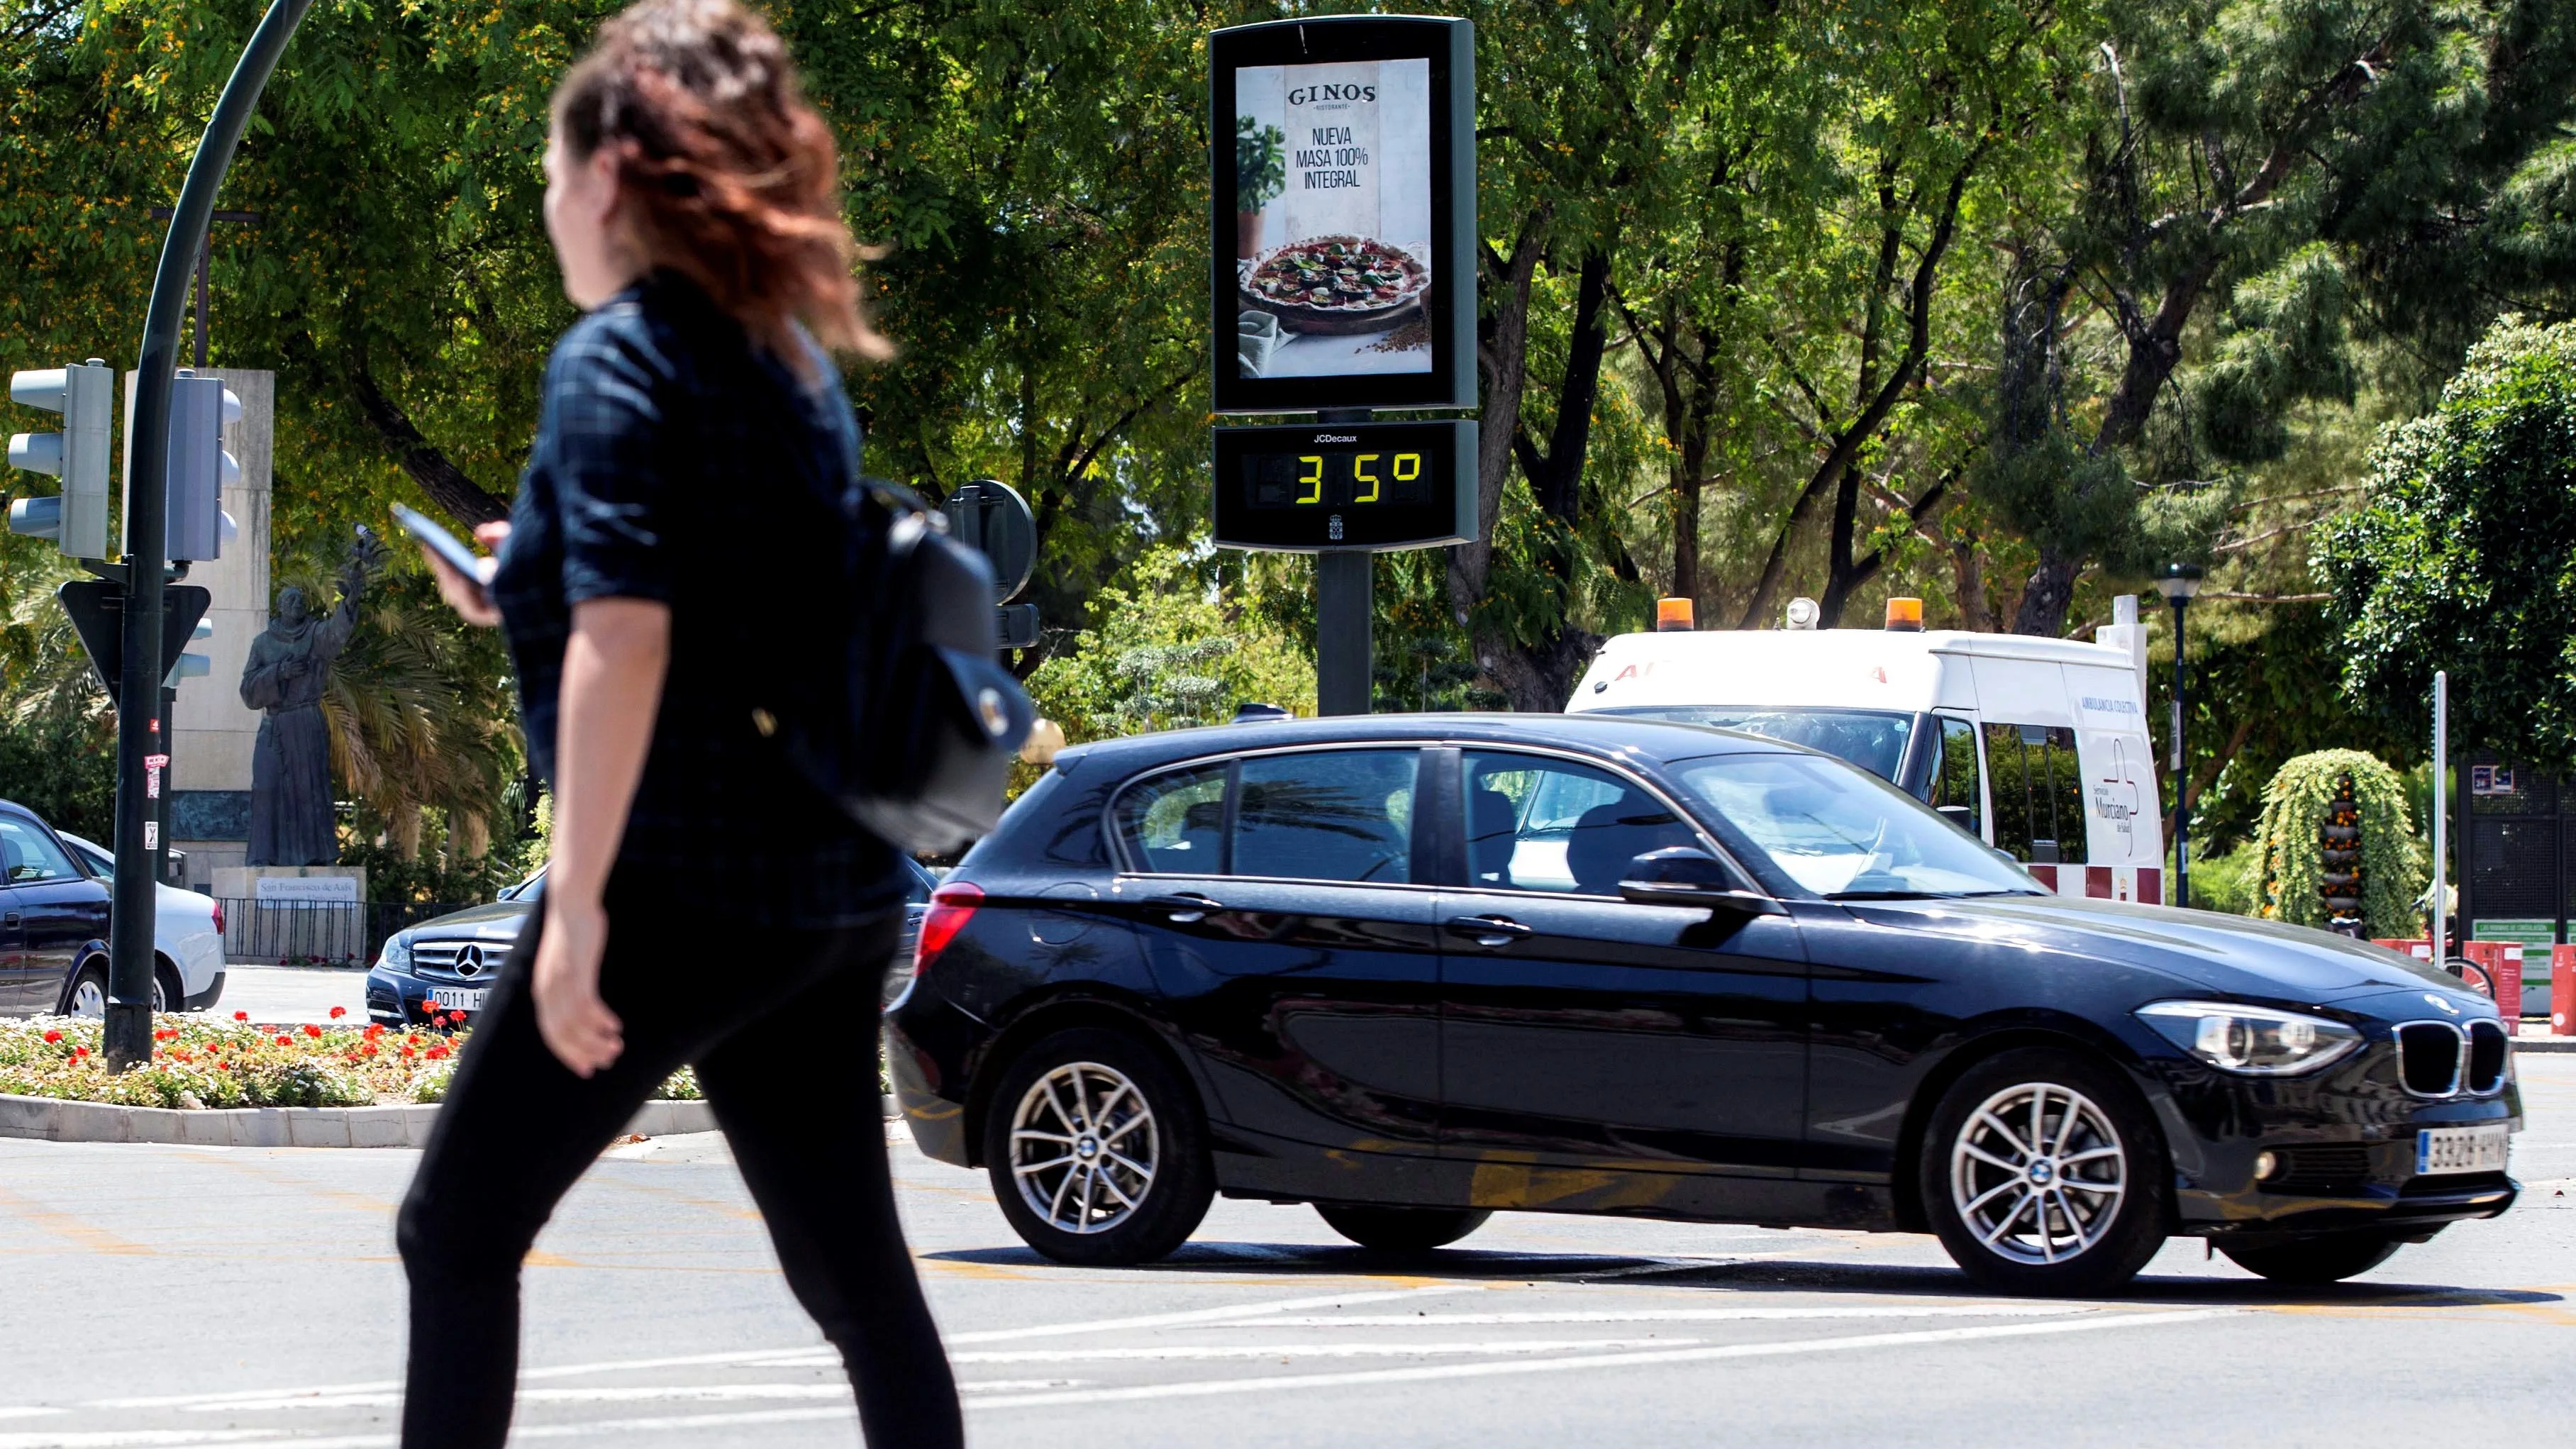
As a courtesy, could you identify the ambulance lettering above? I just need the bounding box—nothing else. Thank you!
[2091,737,2143,845]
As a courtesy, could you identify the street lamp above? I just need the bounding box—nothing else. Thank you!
[2155,563,2204,909]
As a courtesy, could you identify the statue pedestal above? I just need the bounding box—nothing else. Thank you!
[211,866,370,967]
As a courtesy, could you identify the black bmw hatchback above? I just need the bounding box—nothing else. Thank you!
[887,714,2519,1294]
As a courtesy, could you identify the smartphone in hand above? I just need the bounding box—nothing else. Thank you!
[392,503,497,618]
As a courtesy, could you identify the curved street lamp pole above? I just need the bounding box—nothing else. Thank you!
[2155,564,2204,911]
[106,0,314,1070]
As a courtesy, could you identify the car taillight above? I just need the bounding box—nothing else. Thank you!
[211,899,224,934]
[912,883,983,977]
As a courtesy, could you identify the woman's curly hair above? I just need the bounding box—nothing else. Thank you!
[553,0,889,364]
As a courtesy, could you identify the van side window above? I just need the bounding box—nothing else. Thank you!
[1981,724,2088,865]
[1926,716,1982,839]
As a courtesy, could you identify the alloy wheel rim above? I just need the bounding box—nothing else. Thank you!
[1009,1061,1157,1235]
[1949,1081,2128,1266]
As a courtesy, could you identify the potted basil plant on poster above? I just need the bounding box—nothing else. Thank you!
[1236,116,1287,258]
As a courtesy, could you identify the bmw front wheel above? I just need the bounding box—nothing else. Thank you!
[1921,1048,2169,1296]
[984,1026,1214,1267]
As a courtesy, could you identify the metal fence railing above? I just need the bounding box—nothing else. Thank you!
[217,899,478,967]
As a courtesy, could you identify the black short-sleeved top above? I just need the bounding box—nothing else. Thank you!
[492,272,904,926]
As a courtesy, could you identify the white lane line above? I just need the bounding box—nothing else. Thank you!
[943,1284,1482,1344]
[0,1416,62,1424]
[969,1310,2235,1410]
[188,1380,1084,1414]
[958,1338,1689,1364]
[62,1284,1477,1414]
[0,1434,289,1449]
[6,1314,2230,1448]
[1226,1303,2097,1328]
[0,1423,291,1433]
[731,1338,1689,1370]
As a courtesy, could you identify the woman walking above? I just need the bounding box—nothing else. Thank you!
[401,1,961,1444]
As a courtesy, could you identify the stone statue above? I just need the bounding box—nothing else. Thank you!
[240,532,379,866]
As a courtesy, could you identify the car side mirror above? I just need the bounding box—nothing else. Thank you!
[1619,847,1783,915]
[1936,804,1972,829]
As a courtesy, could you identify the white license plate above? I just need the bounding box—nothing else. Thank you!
[2416,1123,2509,1175]
[428,987,487,1013]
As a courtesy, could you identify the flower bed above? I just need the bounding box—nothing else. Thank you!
[0,1010,700,1110]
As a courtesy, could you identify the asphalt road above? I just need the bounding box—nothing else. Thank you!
[2,1057,2570,1448]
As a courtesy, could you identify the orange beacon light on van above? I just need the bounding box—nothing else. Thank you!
[1884,597,1924,631]
[1656,596,1696,632]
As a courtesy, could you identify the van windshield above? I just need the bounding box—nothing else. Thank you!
[1595,706,1914,782]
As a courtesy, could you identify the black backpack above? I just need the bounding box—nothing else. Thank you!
[763,477,1036,855]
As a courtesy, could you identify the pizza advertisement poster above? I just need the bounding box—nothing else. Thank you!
[1209,16,1472,416]
[1232,58,1433,379]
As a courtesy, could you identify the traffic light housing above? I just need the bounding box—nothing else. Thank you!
[165,369,240,562]
[7,360,114,559]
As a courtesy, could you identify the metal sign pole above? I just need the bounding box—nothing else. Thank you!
[1316,550,1372,716]
[106,0,311,1070]
[2433,670,2448,966]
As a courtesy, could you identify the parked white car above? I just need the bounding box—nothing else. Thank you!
[56,831,227,1014]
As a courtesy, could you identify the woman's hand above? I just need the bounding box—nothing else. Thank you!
[425,521,511,627]
[533,893,624,1077]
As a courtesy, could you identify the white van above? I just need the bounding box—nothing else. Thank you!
[1567,599,2166,904]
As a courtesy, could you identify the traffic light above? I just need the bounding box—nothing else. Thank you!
[165,368,239,562]
[6,360,114,559]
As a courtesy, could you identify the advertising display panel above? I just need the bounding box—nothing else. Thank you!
[1213,419,1476,550]
[1211,16,1475,413]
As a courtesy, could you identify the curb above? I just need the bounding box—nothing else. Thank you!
[0,1093,716,1148]
[0,1092,902,1148]
[2515,1036,2576,1054]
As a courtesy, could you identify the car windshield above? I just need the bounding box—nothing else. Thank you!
[1599,706,1914,782]
[1675,752,2038,899]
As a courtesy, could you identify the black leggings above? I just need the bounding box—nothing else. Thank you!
[395,892,962,1449]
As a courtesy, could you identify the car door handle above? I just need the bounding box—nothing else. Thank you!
[1445,914,1532,948]
[2,911,17,926]
[1144,893,1221,924]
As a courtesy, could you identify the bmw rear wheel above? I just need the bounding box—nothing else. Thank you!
[1921,1048,2169,1295]
[984,1027,1213,1267]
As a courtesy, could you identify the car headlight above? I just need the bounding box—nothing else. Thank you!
[377,935,411,971]
[2136,1000,2364,1076]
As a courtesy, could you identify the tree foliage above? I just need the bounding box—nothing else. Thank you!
[2,0,2573,843]
[2315,316,2576,775]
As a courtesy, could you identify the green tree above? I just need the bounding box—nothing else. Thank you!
[1997,0,2576,637]
[1024,543,1314,743]
[2314,316,2576,775]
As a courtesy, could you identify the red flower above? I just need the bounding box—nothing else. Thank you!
[328,1006,347,1020]
[361,1043,379,1057]
[431,1014,449,1028]
[421,999,436,1014]
[41,1030,60,1044]
[274,1034,291,1046]
[302,1023,323,1039]
[449,1009,469,1025]
[364,1023,385,1040]
[424,1045,451,1061]
[71,1046,87,1060]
